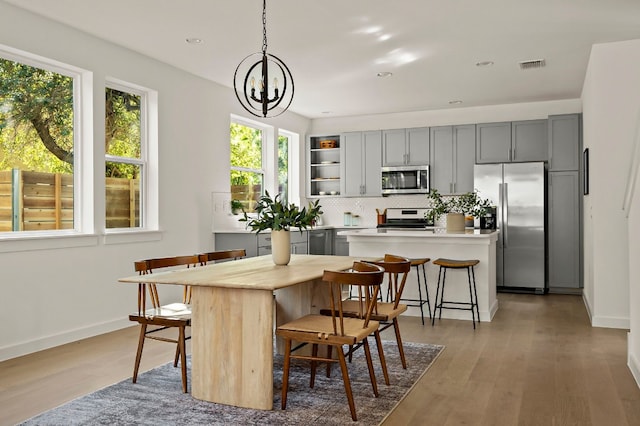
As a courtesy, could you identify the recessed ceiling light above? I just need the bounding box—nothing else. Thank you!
[377,72,393,77]
[449,100,463,105]
[321,111,332,114]
[186,38,203,44]
[476,61,494,67]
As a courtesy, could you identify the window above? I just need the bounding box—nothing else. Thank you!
[230,121,264,213]
[0,49,87,234]
[278,133,289,203]
[105,84,142,229]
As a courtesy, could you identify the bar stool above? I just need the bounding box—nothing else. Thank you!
[432,258,480,329]
[397,258,432,325]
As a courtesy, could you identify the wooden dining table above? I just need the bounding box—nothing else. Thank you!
[118,254,363,410]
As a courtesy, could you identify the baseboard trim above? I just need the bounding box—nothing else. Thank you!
[0,317,131,362]
[629,335,640,390]
[591,315,630,330]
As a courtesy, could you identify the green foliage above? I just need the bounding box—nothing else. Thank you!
[239,191,322,233]
[230,123,262,185]
[0,57,74,172]
[105,88,141,178]
[426,189,492,222]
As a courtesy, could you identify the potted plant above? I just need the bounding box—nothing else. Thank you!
[426,189,492,232]
[239,191,322,265]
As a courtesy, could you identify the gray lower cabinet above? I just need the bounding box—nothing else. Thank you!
[214,232,258,257]
[257,231,309,256]
[333,229,349,256]
[309,229,333,255]
[342,131,382,196]
[548,171,581,289]
[430,124,475,194]
[549,114,581,171]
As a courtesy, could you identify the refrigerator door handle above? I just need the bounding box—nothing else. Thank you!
[503,182,508,247]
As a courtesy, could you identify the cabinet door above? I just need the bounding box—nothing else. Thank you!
[548,171,580,288]
[333,231,349,256]
[453,125,476,194]
[362,131,382,196]
[291,241,308,254]
[512,120,548,162]
[382,129,406,166]
[406,127,430,165]
[342,132,363,196]
[214,233,258,257]
[429,126,454,193]
[309,229,332,255]
[549,114,581,171]
[476,122,511,163]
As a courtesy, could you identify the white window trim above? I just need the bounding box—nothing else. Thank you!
[0,43,95,249]
[278,128,300,207]
[103,78,159,243]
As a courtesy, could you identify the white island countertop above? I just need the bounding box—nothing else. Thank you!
[338,227,499,239]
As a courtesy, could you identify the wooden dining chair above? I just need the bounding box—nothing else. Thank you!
[129,254,200,393]
[321,254,411,385]
[198,248,246,266]
[276,261,386,422]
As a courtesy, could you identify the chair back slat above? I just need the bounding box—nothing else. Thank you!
[199,249,246,265]
[322,261,384,336]
[134,254,200,311]
[366,254,411,309]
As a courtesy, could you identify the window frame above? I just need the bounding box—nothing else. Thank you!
[0,43,94,245]
[103,78,159,240]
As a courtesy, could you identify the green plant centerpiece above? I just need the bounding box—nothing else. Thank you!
[426,189,492,232]
[239,191,322,265]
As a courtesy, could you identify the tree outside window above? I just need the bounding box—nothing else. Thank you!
[0,56,75,232]
[230,123,263,213]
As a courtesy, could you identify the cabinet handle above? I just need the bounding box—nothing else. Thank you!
[452,182,456,193]
[507,148,511,162]
[512,147,516,161]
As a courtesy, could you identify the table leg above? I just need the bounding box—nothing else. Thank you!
[191,286,274,410]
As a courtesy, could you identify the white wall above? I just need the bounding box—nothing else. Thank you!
[581,39,640,331]
[0,3,310,361]
[582,38,640,386]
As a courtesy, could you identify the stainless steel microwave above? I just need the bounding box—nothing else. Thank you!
[381,165,430,195]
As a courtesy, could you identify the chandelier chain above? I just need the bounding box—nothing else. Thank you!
[262,0,268,53]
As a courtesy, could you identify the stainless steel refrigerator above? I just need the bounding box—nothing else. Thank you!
[474,162,546,293]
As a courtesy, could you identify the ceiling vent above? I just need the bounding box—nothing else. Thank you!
[519,59,546,70]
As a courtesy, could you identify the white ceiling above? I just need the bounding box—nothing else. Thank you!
[5,0,640,119]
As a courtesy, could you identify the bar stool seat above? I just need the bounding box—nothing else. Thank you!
[432,258,480,329]
[397,258,432,325]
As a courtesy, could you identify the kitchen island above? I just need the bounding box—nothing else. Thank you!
[339,228,499,322]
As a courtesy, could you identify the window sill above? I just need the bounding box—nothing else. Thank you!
[0,232,99,253]
[103,229,163,245]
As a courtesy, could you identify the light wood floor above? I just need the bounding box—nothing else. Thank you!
[1,293,639,426]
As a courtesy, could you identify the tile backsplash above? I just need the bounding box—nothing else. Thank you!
[308,194,432,228]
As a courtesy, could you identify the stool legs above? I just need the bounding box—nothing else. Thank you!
[414,263,432,325]
[432,264,479,329]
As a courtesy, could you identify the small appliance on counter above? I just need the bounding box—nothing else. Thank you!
[376,208,434,229]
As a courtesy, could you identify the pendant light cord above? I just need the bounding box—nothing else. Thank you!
[262,0,268,54]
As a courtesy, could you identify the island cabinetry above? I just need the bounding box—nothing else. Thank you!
[382,127,430,166]
[430,124,475,194]
[342,131,382,196]
[307,135,341,197]
[476,120,547,163]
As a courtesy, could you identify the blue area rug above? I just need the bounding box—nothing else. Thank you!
[21,341,444,425]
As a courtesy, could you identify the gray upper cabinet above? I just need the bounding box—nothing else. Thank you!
[512,119,548,162]
[476,120,548,163]
[382,127,429,166]
[548,171,581,289]
[342,131,382,196]
[549,114,581,171]
[430,125,475,194]
[476,122,511,163]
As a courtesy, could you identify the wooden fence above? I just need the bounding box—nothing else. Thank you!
[0,170,139,231]
[231,184,261,212]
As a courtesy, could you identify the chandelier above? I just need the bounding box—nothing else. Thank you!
[233,0,294,118]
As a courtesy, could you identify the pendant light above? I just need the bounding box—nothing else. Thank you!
[233,0,294,118]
